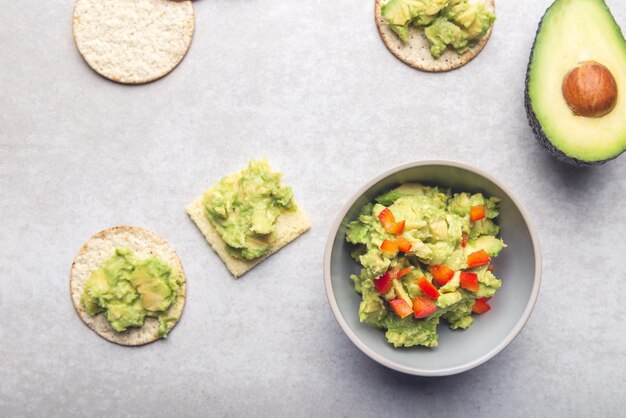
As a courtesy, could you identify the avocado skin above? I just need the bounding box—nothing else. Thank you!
[523,3,622,167]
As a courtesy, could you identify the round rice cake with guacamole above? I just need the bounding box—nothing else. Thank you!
[70,226,186,346]
[375,0,495,72]
[72,0,195,84]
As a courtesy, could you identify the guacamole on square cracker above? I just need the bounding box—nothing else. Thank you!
[346,183,505,348]
[186,159,310,277]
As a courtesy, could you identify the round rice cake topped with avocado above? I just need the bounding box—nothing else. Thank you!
[70,226,186,346]
[72,0,195,84]
[375,0,495,72]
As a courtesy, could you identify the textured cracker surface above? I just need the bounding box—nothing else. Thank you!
[186,196,311,277]
[375,0,495,72]
[69,226,186,346]
[72,0,195,84]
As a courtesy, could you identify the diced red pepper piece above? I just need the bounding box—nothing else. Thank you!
[393,220,406,235]
[396,237,412,252]
[389,298,413,319]
[418,276,440,300]
[429,265,455,287]
[395,266,414,279]
[380,239,398,254]
[413,296,437,319]
[467,250,491,268]
[461,232,468,248]
[374,267,414,294]
[460,271,479,293]
[470,205,486,222]
[472,298,491,315]
[381,238,412,253]
[378,208,405,235]
[373,270,394,294]
[378,207,395,227]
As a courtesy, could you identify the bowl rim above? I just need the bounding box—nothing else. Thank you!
[323,159,542,377]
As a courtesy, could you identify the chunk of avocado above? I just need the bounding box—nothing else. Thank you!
[401,269,423,298]
[467,236,506,257]
[381,0,418,41]
[80,291,103,316]
[237,236,271,260]
[359,294,388,325]
[469,218,500,239]
[381,0,449,42]
[392,279,413,307]
[104,300,146,332]
[424,17,469,59]
[381,0,417,26]
[130,265,172,312]
[84,269,110,300]
[436,291,462,309]
[525,0,626,165]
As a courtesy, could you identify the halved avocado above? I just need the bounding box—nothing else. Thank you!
[525,0,626,166]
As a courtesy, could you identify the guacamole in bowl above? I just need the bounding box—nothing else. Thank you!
[324,161,541,376]
[346,183,505,348]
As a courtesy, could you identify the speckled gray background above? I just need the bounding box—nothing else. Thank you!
[1,0,625,417]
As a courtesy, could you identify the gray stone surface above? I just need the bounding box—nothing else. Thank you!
[1,0,625,416]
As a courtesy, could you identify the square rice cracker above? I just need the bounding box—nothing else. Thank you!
[186,196,310,277]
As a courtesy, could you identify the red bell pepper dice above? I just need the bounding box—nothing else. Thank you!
[429,265,455,286]
[396,238,412,252]
[418,276,440,300]
[460,271,479,293]
[378,208,395,226]
[373,270,394,294]
[378,208,405,235]
[412,296,437,319]
[380,239,398,254]
[389,298,413,319]
[381,238,411,253]
[472,297,491,315]
[374,267,414,294]
[467,250,491,268]
[395,266,414,279]
[393,220,406,235]
[461,232,468,248]
[470,205,486,222]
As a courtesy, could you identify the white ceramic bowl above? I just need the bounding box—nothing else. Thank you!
[324,160,541,376]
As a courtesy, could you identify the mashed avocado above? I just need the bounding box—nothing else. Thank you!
[381,0,495,58]
[80,248,184,337]
[202,159,296,260]
[346,183,505,348]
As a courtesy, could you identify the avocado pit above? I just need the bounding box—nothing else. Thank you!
[562,61,618,118]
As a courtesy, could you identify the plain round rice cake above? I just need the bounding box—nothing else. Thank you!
[374,0,495,72]
[72,0,195,84]
[70,226,186,346]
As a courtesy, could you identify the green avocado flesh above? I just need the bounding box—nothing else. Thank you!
[80,248,184,337]
[526,0,626,165]
[203,159,296,260]
[346,183,505,348]
[381,0,495,58]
